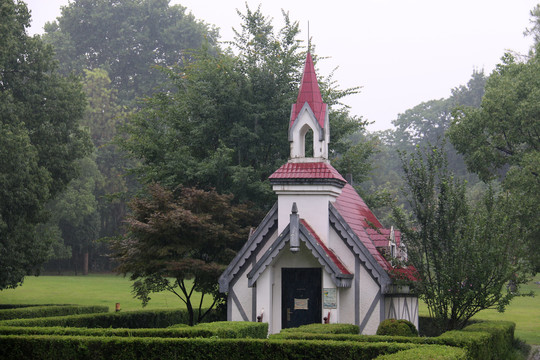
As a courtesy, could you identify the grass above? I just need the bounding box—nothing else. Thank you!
[419,273,540,345]
[1,273,539,345]
[0,274,215,312]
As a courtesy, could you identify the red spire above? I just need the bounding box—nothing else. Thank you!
[290,52,327,128]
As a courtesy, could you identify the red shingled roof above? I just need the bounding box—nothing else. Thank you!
[301,219,351,275]
[269,162,346,182]
[290,52,326,129]
[334,184,417,281]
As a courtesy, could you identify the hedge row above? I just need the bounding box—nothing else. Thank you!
[0,305,109,320]
[0,336,419,360]
[0,322,268,339]
[0,308,223,328]
[0,304,71,310]
[374,345,468,360]
[271,321,516,360]
[280,323,359,334]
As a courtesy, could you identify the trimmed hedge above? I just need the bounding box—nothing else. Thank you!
[0,308,223,328]
[374,345,468,360]
[0,305,108,320]
[376,319,418,337]
[0,304,71,310]
[271,320,517,360]
[280,323,359,334]
[0,322,268,339]
[0,335,419,360]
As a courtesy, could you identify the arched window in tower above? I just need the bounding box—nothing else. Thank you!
[299,124,314,157]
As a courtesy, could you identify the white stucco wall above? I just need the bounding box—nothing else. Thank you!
[359,265,382,335]
[274,192,340,244]
[384,296,419,329]
[290,107,329,159]
[230,263,253,322]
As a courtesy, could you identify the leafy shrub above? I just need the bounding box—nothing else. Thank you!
[374,345,467,359]
[280,323,359,334]
[0,322,267,339]
[194,321,268,339]
[0,308,222,328]
[376,319,418,337]
[0,335,418,360]
[0,305,108,320]
[462,321,515,359]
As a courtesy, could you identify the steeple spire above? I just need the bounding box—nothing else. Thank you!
[290,52,326,129]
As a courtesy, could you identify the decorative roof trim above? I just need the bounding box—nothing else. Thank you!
[269,178,346,188]
[328,203,391,292]
[247,221,353,288]
[288,101,326,142]
[219,203,278,293]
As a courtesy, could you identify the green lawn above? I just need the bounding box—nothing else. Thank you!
[0,274,214,312]
[2,273,539,345]
[419,273,540,345]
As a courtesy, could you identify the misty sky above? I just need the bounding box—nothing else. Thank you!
[25,0,539,131]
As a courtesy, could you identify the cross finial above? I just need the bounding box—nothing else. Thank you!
[307,21,311,52]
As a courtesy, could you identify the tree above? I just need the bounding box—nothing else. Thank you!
[392,143,530,331]
[0,0,90,290]
[120,5,365,210]
[448,51,540,271]
[42,0,216,104]
[110,184,258,325]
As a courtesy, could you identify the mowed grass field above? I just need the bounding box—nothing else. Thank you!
[1,273,538,344]
[418,273,540,345]
[0,274,215,312]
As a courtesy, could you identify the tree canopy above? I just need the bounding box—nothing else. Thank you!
[448,50,540,271]
[392,144,530,331]
[120,5,366,211]
[110,184,258,325]
[0,0,90,289]
[42,0,216,104]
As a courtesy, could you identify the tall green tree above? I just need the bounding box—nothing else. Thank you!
[392,144,530,331]
[42,0,216,104]
[121,5,365,210]
[0,0,90,289]
[448,50,540,271]
[110,184,258,325]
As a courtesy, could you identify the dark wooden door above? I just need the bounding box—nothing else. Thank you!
[281,268,322,329]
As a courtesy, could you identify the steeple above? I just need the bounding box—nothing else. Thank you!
[290,52,326,129]
[288,52,330,160]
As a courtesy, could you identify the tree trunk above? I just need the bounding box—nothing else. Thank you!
[82,251,89,275]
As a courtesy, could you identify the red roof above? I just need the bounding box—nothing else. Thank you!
[269,162,346,182]
[334,184,391,272]
[301,219,351,275]
[334,184,416,281]
[290,52,326,129]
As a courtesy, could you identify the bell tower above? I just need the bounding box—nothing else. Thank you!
[288,52,330,162]
[269,52,345,239]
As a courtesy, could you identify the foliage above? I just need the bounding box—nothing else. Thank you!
[0,308,222,329]
[279,323,359,334]
[376,319,418,337]
[0,0,91,290]
[373,346,468,360]
[42,0,216,104]
[0,321,266,339]
[448,50,540,271]
[0,305,108,321]
[0,335,418,360]
[120,5,365,211]
[109,184,257,325]
[360,71,486,225]
[392,143,530,331]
